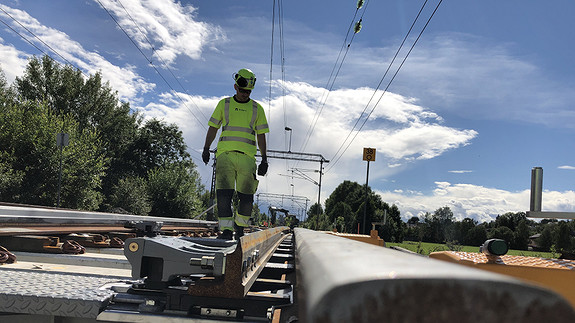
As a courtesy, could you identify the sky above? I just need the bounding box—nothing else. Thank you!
[1,0,575,223]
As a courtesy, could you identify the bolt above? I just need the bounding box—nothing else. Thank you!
[206,309,211,315]
[226,310,232,316]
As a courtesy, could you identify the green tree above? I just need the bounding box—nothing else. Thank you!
[147,164,204,218]
[324,180,402,237]
[325,180,364,220]
[108,176,151,215]
[423,207,454,243]
[538,225,555,252]
[13,55,140,203]
[464,225,488,246]
[556,221,573,253]
[327,201,353,232]
[495,212,527,232]
[306,203,324,230]
[489,226,514,245]
[453,218,478,244]
[123,119,192,178]
[512,219,530,250]
[0,101,106,209]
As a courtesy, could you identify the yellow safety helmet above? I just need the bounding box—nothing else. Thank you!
[234,68,256,90]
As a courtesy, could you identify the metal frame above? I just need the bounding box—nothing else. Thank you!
[527,167,575,219]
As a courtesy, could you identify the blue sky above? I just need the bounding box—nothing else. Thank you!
[1,0,575,222]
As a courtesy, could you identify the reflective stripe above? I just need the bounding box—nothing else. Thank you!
[217,97,261,156]
[219,217,234,231]
[235,212,251,227]
[209,117,222,126]
[220,136,256,146]
[222,125,255,135]
[224,98,231,126]
[255,123,268,131]
[249,101,257,130]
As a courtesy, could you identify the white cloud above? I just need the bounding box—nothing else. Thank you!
[0,40,28,83]
[448,170,473,174]
[141,80,479,209]
[94,0,225,66]
[377,182,575,223]
[559,166,575,170]
[0,4,154,101]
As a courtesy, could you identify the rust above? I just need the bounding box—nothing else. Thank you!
[0,245,16,264]
[109,237,124,248]
[62,240,86,254]
[188,227,289,299]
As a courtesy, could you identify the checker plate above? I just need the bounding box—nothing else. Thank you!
[0,268,124,318]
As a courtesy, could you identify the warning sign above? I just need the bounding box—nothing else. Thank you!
[363,147,376,161]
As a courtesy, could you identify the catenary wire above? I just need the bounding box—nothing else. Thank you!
[326,0,429,172]
[95,0,207,131]
[116,0,208,122]
[298,1,368,154]
[326,0,443,173]
[0,7,87,77]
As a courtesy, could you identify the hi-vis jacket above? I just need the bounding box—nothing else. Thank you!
[208,97,269,158]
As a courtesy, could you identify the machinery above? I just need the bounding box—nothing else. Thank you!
[101,223,295,321]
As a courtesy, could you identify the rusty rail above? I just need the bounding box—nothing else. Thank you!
[189,226,290,298]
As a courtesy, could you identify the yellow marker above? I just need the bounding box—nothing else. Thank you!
[128,242,139,252]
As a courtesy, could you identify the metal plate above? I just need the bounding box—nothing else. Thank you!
[0,268,125,318]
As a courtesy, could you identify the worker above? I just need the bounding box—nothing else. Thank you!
[202,68,269,240]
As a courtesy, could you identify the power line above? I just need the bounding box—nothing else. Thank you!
[95,0,207,131]
[0,7,87,77]
[326,0,443,173]
[326,0,429,172]
[299,0,369,154]
[116,0,208,122]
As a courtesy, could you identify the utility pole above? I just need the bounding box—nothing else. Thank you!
[362,147,376,234]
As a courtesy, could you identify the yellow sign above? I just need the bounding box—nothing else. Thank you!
[363,147,376,161]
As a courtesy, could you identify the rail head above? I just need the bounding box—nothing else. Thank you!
[294,228,575,323]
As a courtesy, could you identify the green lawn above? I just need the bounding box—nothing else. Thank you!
[386,241,556,258]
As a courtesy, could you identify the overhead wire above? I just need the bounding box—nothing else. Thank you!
[298,0,369,154]
[326,0,429,172]
[116,0,208,122]
[95,0,207,132]
[326,0,444,173]
[268,0,293,198]
[0,6,87,77]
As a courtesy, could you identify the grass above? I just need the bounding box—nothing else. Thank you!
[386,240,557,258]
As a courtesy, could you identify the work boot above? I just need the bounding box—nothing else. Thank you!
[217,229,233,240]
[234,224,244,239]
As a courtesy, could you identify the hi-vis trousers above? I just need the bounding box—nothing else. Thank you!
[216,151,259,231]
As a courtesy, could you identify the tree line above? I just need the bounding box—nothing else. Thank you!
[0,56,206,218]
[304,180,575,254]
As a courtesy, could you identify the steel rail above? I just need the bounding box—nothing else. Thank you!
[188,226,290,298]
[294,228,575,323]
[0,204,217,229]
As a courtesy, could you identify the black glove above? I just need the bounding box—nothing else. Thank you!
[202,147,210,165]
[257,158,268,176]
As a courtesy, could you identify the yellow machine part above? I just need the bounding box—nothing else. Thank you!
[325,229,385,247]
[430,251,575,309]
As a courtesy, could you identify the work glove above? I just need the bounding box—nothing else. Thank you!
[257,158,268,176]
[202,147,210,165]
